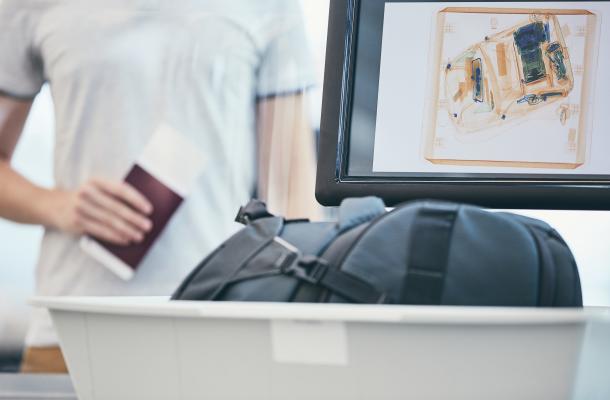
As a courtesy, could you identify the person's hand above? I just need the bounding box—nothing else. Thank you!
[47,178,153,245]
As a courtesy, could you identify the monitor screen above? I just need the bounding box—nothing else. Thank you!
[316,0,610,209]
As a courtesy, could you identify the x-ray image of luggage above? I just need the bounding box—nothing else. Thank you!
[423,8,600,169]
[446,15,574,132]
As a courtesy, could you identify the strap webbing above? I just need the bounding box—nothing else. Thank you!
[272,239,388,304]
[318,265,388,304]
[527,226,556,306]
[402,204,458,305]
[287,256,388,304]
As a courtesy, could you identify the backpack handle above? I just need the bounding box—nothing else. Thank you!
[235,199,274,224]
[338,197,386,233]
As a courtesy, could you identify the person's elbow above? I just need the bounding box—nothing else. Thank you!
[0,95,34,163]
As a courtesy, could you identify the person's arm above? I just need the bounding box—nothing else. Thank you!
[257,94,322,220]
[0,95,153,245]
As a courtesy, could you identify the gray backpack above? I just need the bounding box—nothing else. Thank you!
[172,198,582,307]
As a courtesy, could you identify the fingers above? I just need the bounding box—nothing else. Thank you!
[75,196,147,243]
[79,218,132,245]
[90,178,153,215]
[81,184,152,232]
[74,178,154,245]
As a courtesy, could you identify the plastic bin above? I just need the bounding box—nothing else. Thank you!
[31,297,610,400]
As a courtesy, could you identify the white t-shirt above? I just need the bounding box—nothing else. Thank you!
[0,0,315,346]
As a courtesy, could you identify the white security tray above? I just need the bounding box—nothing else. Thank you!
[31,297,610,400]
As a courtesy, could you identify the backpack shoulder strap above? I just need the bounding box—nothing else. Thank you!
[402,202,459,305]
[523,224,557,306]
[273,238,388,304]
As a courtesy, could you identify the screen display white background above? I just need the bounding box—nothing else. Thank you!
[373,2,610,175]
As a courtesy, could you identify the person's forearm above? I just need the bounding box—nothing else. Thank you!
[284,104,321,220]
[257,95,322,220]
[0,96,60,227]
[0,159,61,227]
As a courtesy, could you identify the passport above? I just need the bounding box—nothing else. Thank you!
[80,124,206,280]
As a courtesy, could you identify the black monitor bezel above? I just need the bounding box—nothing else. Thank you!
[315,0,610,209]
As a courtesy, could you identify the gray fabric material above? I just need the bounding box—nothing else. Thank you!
[173,199,582,307]
[332,206,419,303]
[442,206,539,306]
[172,217,284,300]
[338,196,386,233]
[280,222,338,256]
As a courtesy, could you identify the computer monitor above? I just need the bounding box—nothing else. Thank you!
[316,0,610,209]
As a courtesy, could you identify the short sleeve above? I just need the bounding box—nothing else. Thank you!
[256,1,317,98]
[0,2,45,99]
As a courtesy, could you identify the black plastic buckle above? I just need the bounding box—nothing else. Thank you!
[273,237,390,304]
[285,257,328,285]
[273,238,328,284]
[291,256,329,285]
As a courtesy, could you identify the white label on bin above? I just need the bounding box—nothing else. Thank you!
[270,320,348,366]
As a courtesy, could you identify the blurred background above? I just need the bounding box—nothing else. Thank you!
[1,0,609,373]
